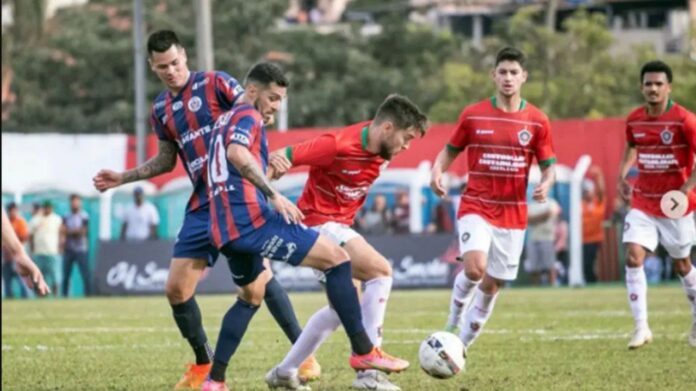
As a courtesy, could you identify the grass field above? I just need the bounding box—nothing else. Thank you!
[2,286,693,391]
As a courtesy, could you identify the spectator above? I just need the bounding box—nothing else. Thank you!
[392,191,410,234]
[554,217,569,285]
[427,196,455,234]
[62,194,91,297]
[121,186,160,241]
[29,200,63,295]
[581,166,606,284]
[525,197,561,286]
[357,194,393,235]
[31,202,42,217]
[2,202,29,298]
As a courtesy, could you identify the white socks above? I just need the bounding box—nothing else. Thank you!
[446,272,480,329]
[361,277,392,347]
[459,287,498,349]
[276,277,393,377]
[679,266,696,319]
[277,306,339,377]
[626,266,648,329]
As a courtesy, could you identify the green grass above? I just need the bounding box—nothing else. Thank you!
[2,286,693,390]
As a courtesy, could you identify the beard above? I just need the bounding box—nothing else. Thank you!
[378,142,393,160]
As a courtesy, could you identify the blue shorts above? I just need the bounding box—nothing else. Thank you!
[173,207,219,267]
[221,212,320,285]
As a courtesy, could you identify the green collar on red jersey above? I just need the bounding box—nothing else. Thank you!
[491,96,526,111]
[645,98,674,116]
[361,126,369,151]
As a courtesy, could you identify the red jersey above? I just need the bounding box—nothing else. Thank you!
[287,122,387,226]
[625,101,696,217]
[448,97,556,229]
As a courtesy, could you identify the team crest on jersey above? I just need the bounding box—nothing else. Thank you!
[188,96,202,113]
[660,128,673,145]
[518,128,532,146]
[172,101,183,111]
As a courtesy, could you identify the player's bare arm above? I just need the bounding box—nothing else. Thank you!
[267,149,293,180]
[1,209,49,296]
[227,143,304,224]
[617,143,638,202]
[430,146,460,198]
[92,139,177,192]
[533,164,556,202]
[679,159,696,195]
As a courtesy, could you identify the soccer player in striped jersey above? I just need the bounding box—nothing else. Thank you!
[92,30,314,389]
[201,63,409,391]
[264,94,428,391]
[431,47,557,355]
[618,60,696,349]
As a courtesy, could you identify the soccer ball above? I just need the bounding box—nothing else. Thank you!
[419,331,466,379]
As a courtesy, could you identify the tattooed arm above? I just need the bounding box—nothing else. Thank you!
[93,140,178,192]
[226,144,304,223]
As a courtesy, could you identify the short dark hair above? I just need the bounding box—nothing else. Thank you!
[147,30,182,56]
[495,47,526,68]
[244,62,289,88]
[70,194,80,201]
[640,60,672,83]
[374,94,429,137]
[6,202,17,211]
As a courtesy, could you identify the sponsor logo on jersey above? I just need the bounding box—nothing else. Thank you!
[341,169,362,175]
[188,96,202,112]
[518,128,532,146]
[335,184,368,200]
[209,183,236,197]
[233,84,244,95]
[173,101,183,111]
[179,125,213,147]
[153,100,166,110]
[660,128,673,145]
[633,132,646,138]
[476,129,494,135]
[232,132,251,146]
[187,154,209,173]
[192,78,209,90]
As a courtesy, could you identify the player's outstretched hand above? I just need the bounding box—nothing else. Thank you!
[533,181,550,202]
[268,152,292,180]
[430,172,447,198]
[93,169,123,192]
[270,194,305,224]
[617,177,631,202]
[15,255,50,296]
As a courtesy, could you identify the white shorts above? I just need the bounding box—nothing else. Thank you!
[622,209,695,259]
[311,221,362,283]
[457,214,526,281]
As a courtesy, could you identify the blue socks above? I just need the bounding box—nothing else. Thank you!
[210,298,260,381]
[265,277,303,343]
[324,261,373,355]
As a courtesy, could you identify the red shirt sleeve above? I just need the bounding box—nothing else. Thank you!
[447,109,470,152]
[625,117,636,147]
[287,133,337,167]
[534,115,556,167]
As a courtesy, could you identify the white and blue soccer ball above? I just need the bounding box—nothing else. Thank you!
[419,331,466,379]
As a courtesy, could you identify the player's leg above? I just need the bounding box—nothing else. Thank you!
[207,254,269,387]
[445,214,490,332]
[61,250,75,297]
[458,224,524,351]
[658,212,696,347]
[622,209,658,349]
[75,250,91,296]
[262,258,303,344]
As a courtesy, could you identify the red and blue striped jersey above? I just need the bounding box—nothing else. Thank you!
[207,103,273,248]
[150,71,244,212]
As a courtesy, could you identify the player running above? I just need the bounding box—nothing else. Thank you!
[618,60,696,349]
[92,30,316,389]
[432,47,556,354]
[200,63,409,391]
[264,94,429,391]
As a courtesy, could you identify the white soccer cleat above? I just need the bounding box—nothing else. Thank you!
[265,367,311,390]
[689,322,696,348]
[627,327,653,350]
[351,370,401,391]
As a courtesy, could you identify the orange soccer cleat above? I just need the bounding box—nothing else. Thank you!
[349,347,410,373]
[173,363,212,390]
